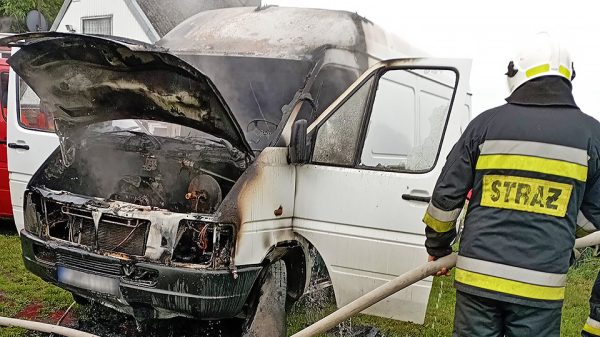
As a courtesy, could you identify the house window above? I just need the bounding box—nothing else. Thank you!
[82,15,112,35]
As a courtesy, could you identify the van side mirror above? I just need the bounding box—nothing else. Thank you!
[289,119,308,164]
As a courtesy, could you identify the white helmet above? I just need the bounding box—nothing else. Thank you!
[506,32,575,94]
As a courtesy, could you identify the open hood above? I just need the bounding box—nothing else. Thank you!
[0,32,253,155]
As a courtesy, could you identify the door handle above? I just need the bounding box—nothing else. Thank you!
[401,194,431,203]
[8,143,30,150]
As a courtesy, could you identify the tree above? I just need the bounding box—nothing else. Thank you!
[0,0,64,32]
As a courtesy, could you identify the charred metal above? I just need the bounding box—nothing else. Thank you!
[26,188,236,268]
[22,229,262,320]
[21,187,257,320]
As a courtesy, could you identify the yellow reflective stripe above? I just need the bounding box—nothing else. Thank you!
[584,323,600,336]
[559,65,571,79]
[423,213,455,233]
[455,268,565,301]
[476,154,588,182]
[526,64,550,78]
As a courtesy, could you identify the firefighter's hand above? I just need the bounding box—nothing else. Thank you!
[428,255,452,276]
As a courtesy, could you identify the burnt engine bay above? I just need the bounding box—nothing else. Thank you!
[26,129,247,269]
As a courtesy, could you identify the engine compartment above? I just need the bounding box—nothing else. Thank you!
[23,121,248,268]
[32,122,248,215]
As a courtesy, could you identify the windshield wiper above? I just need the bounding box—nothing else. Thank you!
[175,134,244,160]
[88,129,162,149]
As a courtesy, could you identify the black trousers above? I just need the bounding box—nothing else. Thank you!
[583,271,600,337]
[453,291,562,337]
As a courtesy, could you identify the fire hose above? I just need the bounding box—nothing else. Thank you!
[0,316,99,337]
[291,231,600,337]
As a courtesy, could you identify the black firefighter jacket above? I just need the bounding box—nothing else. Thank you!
[423,76,600,308]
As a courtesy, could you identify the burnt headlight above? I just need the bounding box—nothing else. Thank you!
[32,243,56,264]
[172,221,234,267]
[23,193,42,236]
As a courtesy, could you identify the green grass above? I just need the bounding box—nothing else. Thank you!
[287,274,456,337]
[0,224,73,337]
[288,248,600,337]
[0,222,598,336]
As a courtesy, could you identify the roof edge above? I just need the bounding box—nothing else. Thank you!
[125,0,160,43]
[50,0,72,31]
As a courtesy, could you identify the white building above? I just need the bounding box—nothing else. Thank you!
[49,0,261,136]
[51,0,261,43]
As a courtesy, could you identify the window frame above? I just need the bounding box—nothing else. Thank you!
[308,73,378,168]
[16,76,55,133]
[0,71,9,113]
[308,66,460,174]
[308,63,361,117]
[81,14,113,35]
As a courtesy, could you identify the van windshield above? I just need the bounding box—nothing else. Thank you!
[176,55,312,150]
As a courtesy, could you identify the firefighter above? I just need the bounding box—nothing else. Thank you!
[423,32,600,337]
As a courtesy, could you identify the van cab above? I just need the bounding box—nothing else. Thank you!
[4,6,471,335]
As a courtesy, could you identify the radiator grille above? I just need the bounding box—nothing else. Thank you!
[50,204,150,256]
[57,251,123,276]
[97,214,148,256]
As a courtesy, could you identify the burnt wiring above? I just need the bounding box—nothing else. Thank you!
[198,224,209,250]
[184,222,209,250]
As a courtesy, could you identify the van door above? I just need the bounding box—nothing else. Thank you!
[0,62,10,218]
[7,66,59,231]
[293,58,471,323]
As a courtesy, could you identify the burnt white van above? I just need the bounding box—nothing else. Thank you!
[4,6,471,335]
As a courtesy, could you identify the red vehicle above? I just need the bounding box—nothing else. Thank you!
[0,46,11,218]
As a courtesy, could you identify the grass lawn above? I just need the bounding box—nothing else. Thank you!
[289,252,600,336]
[0,222,74,337]
[1,220,599,336]
[288,249,600,337]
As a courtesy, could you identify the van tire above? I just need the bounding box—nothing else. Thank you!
[242,260,287,337]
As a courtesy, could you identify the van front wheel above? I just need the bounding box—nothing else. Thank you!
[242,259,288,337]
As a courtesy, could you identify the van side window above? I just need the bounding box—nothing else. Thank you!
[359,69,456,172]
[18,79,55,132]
[312,76,374,166]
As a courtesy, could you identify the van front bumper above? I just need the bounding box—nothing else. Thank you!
[20,230,262,320]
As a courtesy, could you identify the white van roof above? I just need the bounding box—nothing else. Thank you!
[158,6,427,61]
